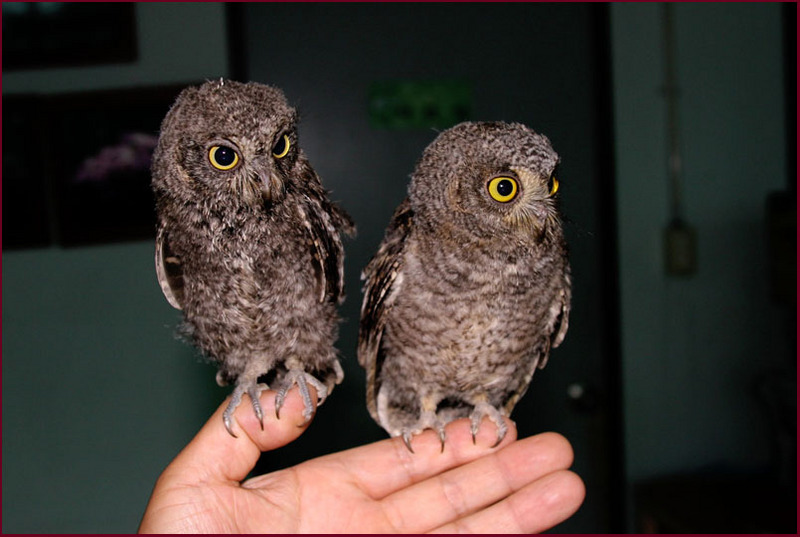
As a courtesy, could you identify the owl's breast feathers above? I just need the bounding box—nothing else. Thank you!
[155,181,354,316]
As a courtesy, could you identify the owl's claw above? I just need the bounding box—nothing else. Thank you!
[222,381,268,437]
[251,391,265,431]
[398,410,446,453]
[275,368,328,424]
[402,431,416,454]
[469,402,507,447]
[399,427,446,453]
[222,397,240,438]
[437,426,446,452]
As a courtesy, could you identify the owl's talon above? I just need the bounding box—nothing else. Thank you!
[437,427,446,453]
[222,381,268,437]
[275,368,328,423]
[222,384,244,437]
[469,402,508,447]
[223,414,238,438]
[398,427,444,453]
[397,409,446,453]
[402,431,415,453]
[249,384,267,430]
[470,416,480,443]
[491,433,504,449]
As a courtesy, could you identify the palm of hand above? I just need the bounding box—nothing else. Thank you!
[139,389,583,534]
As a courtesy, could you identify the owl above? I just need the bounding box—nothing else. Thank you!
[152,79,355,436]
[358,121,571,452]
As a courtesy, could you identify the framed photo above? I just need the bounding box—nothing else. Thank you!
[45,85,189,246]
[2,95,53,249]
[3,85,195,249]
[2,3,137,71]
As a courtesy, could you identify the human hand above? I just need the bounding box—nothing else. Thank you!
[138,388,584,533]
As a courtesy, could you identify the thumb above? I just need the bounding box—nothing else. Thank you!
[163,386,316,484]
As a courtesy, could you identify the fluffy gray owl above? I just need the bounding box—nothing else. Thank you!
[359,121,571,452]
[152,80,355,436]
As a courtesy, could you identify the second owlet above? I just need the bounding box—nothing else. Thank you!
[359,121,571,451]
[152,80,355,436]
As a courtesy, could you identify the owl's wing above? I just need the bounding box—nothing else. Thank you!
[502,265,572,415]
[297,175,355,305]
[155,224,184,310]
[358,198,413,421]
[549,266,572,350]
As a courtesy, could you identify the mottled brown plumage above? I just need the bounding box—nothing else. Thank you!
[359,121,571,451]
[152,80,354,436]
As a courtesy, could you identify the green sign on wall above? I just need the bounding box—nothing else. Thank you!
[368,80,473,130]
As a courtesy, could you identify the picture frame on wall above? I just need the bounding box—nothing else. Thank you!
[47,85,189,247]
[3,85,194,249]
[2,95,53,249]
[2,3,138,71]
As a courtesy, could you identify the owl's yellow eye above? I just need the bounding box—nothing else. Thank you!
[272,134,291,159]
[208,145,239,170]
[487,176,519,203]
[548,176,559,196]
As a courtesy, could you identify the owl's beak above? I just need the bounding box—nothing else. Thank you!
[257,169,284,202]
[244,160,284,205]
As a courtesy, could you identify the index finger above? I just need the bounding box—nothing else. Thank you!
[312,417,518,500]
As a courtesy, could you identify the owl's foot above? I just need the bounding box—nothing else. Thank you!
[223,381,269,437]
[399,410,447,454]
[274,368,328,424]
[469,402,507,448]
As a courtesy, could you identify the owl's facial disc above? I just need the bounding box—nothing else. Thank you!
[501,167,560,235]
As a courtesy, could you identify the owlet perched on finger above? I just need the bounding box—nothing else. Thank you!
[152,79,355,436]
[359,121,571,452]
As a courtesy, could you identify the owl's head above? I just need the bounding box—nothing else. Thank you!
[409,121,562,242]
[153,79,306,208]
